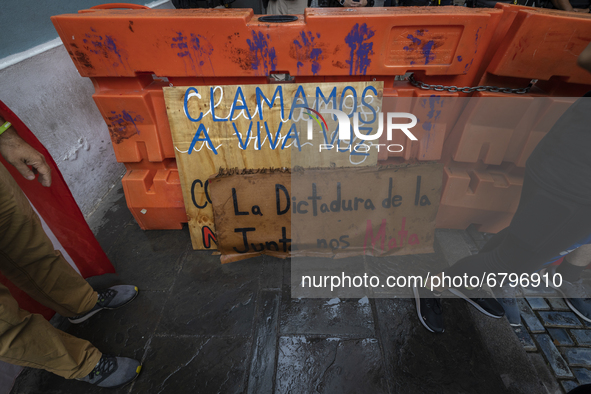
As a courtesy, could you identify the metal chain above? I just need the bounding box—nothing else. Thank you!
[408,74,538,95]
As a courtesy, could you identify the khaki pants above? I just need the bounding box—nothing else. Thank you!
[267,0,307,14]
[0,163,101,379]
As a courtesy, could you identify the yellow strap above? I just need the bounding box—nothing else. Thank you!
[0,122,12,136]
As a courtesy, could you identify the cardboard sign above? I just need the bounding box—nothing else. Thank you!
[208,164,442,263]
[164,82,382,249]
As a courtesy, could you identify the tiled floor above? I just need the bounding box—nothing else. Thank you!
[464,229,591,393]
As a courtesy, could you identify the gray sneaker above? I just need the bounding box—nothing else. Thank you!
[491,284,522,327]
[547,266,591,323]
[77,354,141,388]
[69,285,139,324]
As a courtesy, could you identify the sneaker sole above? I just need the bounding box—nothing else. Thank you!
[448,289,503,319]
[68,288,139,324]
[68,308,104,324]
[412,286,444,333]
[563,298,591,323]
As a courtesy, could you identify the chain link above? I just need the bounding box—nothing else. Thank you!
[408,74,538,95]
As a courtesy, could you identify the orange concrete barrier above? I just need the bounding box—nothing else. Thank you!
[480,4,591,95]
[378,90,464,162]
[53,7,502,79]
[51,5,591,235]
[441,94,575,167]
[435,164,524,233]
[121,166,187,230]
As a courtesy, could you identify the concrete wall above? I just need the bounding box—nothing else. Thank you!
[0,45,125,216]
[0,1,174,217]
[0,0,276,217]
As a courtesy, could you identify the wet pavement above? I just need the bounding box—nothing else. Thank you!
[10,184,549,394]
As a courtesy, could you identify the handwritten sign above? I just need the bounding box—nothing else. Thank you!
[164,82,383,249]
[208,164,442,263]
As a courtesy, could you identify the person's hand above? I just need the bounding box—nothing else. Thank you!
[342,0,367,6]
[0,127,52,187]
[573,7,589,12]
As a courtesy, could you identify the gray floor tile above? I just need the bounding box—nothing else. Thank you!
[88,184,134,254]
[539,312,583,328]
[526,297,550,311]
[374,298,509,393]
[572,367,591,385]
[275,336,387,394]
[279,287,374,336]
[564,348,591,367]
[571,330,591,346]
[514,326,537,351]
[156,253,261,336]
[259,256,286,290]
[522,284,557,297]
[10,178,574,394]
[248,290,280,394]
[10,367,132,394]
[105,225,192,291]
[548,328,575,346]
[527,353,564,394]
[561,379,580,392]
[533,334,573,378]
[132,335,251,394]
[548,297,570,311]
[517,299,546,333]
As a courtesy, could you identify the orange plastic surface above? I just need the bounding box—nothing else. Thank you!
[93,81,175,162]
[436,204,514,234]
[51,5,591,233]
[435,165,523,233]
[52,7,502,83]
[483,5,591,86]
[379,87,464,162]
[442,93,575,167]
[121,167,187,229]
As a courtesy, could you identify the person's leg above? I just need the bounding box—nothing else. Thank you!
[0,163,141,386]
[477,227,522,325]
[476,228,508,254]
[547,244,591,322]
[445,175,591,280]
[0,281,101,379]
[0,283,140,386]
[0,163,102,377]
[557,244,591,281]
[416,174,591,332]
[447,175,591,321]
[0,163,97,318]
[286,0,308,13]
